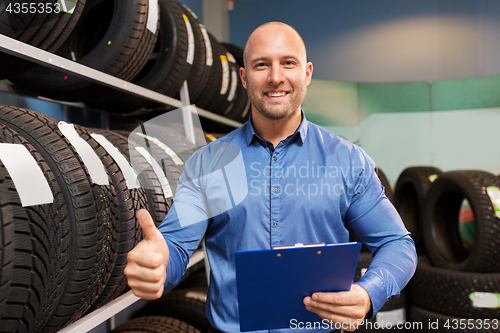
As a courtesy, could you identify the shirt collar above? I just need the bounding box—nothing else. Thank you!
[244,109,309,147]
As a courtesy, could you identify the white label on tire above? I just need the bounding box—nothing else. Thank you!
[469,292,500,308]
[184,290,207,303]
[183,14,195,65]
[376,308,406,325]
[227,66,237,102]
[147,0,159,33]
[135,147,173,198]
[220,55,229,95]
[0,143,53,206]
[486,186,500,218]
[201,25,213,66]
[91,133,140,189]
[241,98,251,118]
[58,122,109,185]
[58,0,77,14]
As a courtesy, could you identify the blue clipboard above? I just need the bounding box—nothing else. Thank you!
[235,242,362,332]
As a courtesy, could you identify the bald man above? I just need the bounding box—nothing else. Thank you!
[125,22,417,332]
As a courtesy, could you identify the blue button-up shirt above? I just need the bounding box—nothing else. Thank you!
[158,113,417,332]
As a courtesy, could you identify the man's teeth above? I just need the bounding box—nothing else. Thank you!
[267,92,287,97]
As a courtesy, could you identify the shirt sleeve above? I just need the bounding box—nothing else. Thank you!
[157,148,211,293]
[343,146,418,318]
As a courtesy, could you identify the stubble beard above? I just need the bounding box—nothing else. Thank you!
[247,84,307,121]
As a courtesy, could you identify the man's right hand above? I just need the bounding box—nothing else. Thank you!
[125,209,170,300]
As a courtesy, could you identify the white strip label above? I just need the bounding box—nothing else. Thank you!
[135,147,173,198]
[0,143,53,206]
[486,186,500,219]
[146,0,159,33]
[220,55,229,95]
[226,52,236,64]
[227,66,237,102]
[469,292,500,308]
[58,122,109,185]
[201,25,213,66]
[91,134,140,190]
[376,308,406,325]
[183,14,195,65]
[134,132,184,165]
[241,98,251,118]
[184,291,207,303]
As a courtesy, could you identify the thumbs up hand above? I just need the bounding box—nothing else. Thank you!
[125,209,170,300]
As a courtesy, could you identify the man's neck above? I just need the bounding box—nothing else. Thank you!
[251,108,302,148]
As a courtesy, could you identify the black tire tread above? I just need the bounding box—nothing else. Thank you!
[422,170,500,272]
[111,316,201,333]
[85,0,191,113]
[394,166,443,249]
[0,106,100,332]
[408,256,500,319]
[0,122,71,333]
[0,162,16,318]
[409,305,494,332]
[132,287,209,332]
[181,3,210,102]
[86,128,150,309]
[9,0,158,101]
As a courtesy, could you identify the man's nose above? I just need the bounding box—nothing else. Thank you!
[268,64,285,85]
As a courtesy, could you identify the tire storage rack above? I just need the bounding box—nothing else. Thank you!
[351,166,500,332]
[0,1,245,332]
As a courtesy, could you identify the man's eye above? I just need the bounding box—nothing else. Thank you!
[284,61,295,67]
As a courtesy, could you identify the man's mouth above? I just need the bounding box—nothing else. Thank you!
[265,91,288,97]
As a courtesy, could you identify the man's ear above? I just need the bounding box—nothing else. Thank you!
[240,66,248,89]
[305,62,313,86]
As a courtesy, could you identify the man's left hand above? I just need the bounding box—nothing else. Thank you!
[303,284,371,332]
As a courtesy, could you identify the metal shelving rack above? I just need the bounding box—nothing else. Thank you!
[0,32,241,331]
[0,34,243,141]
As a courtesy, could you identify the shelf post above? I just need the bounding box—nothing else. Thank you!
[179,81,196,145]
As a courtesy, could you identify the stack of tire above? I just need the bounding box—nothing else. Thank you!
[393,167,500,332]
[6,0,249,134]
[110,266,210,333]
[0,0,86,78]
[0,105,197,332]
[394,167,443,255]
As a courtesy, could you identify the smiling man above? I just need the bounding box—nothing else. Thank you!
[125,22,417,333]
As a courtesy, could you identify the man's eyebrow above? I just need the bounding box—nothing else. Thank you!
[250,56,300,64]
[250,57,268,64]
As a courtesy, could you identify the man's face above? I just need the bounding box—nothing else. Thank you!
[240,25,313,121]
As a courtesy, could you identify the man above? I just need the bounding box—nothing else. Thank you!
[125,22,417,332]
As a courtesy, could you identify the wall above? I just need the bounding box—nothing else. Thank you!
[230,0,500,82]
[230,0,500,185]
[301,76,500,185]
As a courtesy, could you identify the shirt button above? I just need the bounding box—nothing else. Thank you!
[273,222,278,227]
[273,157,277,161]
[272,187,277,193]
